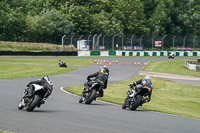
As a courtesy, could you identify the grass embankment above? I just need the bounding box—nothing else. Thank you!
[0,41,77,51]
[0,131,11,133]
[0,58,92,80]
[65,60,200,119]
[143,60,200,77]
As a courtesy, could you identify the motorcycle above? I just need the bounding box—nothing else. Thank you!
[168,53,175,59]
[79,79,103,104]
[18,84,49,111]
[122,83,150,110]
[59,62,67,68]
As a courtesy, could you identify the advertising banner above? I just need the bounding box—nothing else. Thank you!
[123,46,144,51]
[123,46,133,50]
[155,41,162,47]
[77,40,89,50]
[177,47,193,51]
[133,46,144,51]
[99,46,105,50]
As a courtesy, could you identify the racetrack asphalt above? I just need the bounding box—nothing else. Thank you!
[0,56,200,133]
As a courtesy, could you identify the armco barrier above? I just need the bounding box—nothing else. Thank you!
[0,51,77,56]
[176,52,180,56]
[78,51,200,57]
[109,50,116,56]
[2,50,199,57]
[185,61,200,71]
[90,51,100,56]
[196,66,200,71]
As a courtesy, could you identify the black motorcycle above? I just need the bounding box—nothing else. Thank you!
[59,62,67,68]
[168,53,175,59]
[18,84,49,111]
[122,83,150,110]
[79,80,103,104]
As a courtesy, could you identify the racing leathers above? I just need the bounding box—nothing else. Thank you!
[83,71,108,98]
[27,78,53,99]
[133,78,153,102]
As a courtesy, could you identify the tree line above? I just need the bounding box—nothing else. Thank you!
[0,0,199,44]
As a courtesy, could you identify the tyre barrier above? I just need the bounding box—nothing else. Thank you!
[78,51,200,57]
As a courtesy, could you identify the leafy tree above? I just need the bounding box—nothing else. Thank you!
[91,11,123,36]
[190,0,200,36]
[0,0,26,41]
[112,0,149,35]
[61,3,92,34]
[26,9,74,43]
[147,1,172,36]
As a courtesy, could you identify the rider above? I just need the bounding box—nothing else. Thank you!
[79,66,109,103]
[59,59,64,66]
[132,75,153,102]
[27,75,53,101]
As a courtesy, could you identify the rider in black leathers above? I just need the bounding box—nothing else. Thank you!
[132,75,153,102]
[27,75,53,100]
[59,59,67,67]
[79,66,109,103]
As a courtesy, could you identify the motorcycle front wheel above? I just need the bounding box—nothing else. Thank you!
[26,95,41,112]
[130,95,142,110]
[85,89,97,104]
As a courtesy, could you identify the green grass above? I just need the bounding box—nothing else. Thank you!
[65,60,200,119]
[143,60,200,77]
[0,131,11,133]
[65,75,200,119]
[0,41,77,51]
[0,58,93,80]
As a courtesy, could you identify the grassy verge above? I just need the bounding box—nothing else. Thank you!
[0,131,11,133]
[0,41,77,51]
[143,60,200,77]
[65,75,200,119]
[0,58,93,80]
[65,60,200,119]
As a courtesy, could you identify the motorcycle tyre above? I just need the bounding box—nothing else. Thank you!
[130,95,142,111]
[18,103,24,110]
[26,95,41,112]
[122,102,126,109]
[85,89,97,104]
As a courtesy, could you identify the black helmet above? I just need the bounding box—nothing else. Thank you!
[100,65,109,75]
[104,66,109,75]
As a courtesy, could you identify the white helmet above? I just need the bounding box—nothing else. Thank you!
[144,75,151,83]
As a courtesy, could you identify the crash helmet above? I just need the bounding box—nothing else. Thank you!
[100,65,109,76]
[41,75,53,85]
[41,75,49,81]
[144,75,151,83]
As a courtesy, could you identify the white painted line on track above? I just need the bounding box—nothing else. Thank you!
[60,86,199,121]
[60,87,120,106]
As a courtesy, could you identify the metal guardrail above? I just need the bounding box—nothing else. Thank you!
[61,35,200,51]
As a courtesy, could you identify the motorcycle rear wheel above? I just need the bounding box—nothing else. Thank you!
[26,95,41,112]
[85,90,97,104]
[122,102,126,109]
[130,95,142,110]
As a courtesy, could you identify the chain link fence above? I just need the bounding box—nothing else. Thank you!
[62,35,200,51]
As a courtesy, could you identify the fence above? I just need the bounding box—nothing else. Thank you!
[61,35,200,51]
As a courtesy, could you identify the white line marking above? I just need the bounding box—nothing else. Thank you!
[60,86,200,121]
[60,87,120,106]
